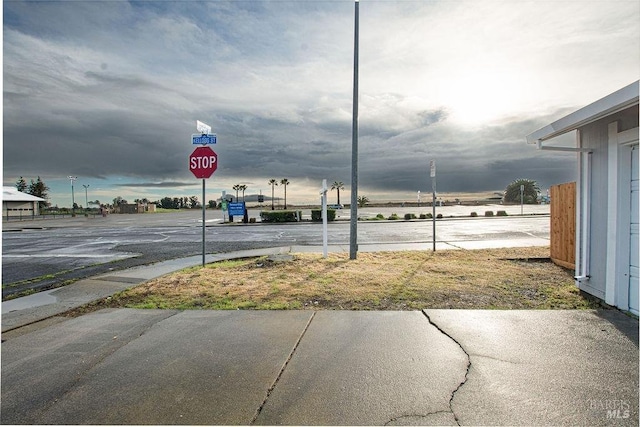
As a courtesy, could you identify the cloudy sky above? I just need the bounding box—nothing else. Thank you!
[3,0,639,207]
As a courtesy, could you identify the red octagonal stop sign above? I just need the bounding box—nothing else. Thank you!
[189,146,218,179]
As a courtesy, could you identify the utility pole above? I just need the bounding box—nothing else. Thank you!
[349,0,359,260]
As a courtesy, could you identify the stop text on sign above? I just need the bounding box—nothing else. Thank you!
[190,155,216,169]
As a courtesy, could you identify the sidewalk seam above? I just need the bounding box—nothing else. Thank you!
[250,311,316,425]
[422,310,471,426]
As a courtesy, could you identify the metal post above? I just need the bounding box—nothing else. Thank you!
[322,179,328,258]
[202,178,206,266]
[430,161,436,251]
[68,176,77,216]
[432,179,436,252]
[520,184,524,215]
[83,184,89,214]
[349,0,359,260]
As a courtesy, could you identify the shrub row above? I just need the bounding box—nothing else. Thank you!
[311,209,336,221]
[260,210,302,223]
[473,210,509,217]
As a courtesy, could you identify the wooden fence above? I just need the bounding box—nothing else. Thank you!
[550,182,576,270]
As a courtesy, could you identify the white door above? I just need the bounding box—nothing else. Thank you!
[629,144,639,316]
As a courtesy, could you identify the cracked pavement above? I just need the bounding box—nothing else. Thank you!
[2,309,638,425]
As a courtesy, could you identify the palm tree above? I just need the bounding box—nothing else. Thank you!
[232,184,242,202]
[280,178,290,209]
[268,179,278,210]
[357,195,369,207]
[331,181,345,205]
[239,184,248,202]
[503,179,540,204]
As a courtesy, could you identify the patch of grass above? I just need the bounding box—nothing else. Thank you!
[70,247,600,313]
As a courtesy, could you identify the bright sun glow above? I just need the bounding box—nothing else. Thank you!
[445,68,525,126]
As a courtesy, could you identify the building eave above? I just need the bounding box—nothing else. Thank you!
[526,80,639,145]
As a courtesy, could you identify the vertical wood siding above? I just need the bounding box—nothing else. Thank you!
[550,182,576,269]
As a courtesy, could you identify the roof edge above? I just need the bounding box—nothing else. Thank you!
[526,80,639,144]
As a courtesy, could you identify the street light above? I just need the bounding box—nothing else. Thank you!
[83,184,90,213]
[68,176,77,216]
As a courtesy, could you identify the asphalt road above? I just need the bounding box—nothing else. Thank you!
[2,210,549,299]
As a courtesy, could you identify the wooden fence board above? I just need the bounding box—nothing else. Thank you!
[550,182,576,270]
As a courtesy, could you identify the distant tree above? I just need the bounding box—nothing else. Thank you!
[172,197,181,209]
[503,179,540,204]
[28,177,50,209]
[182,197,189,209]
[357,195,369,207]
[268,179,278,210]
[189,195,200,209]
[112,196,127,206]
[280,178,290,209]
[208,200,217,209]
[15,177,27,192]
[159,197,174,209]
[331,181,345,205]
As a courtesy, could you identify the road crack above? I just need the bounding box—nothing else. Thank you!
[422,310,471,426]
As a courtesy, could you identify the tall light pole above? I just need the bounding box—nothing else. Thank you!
[68,176,77,216]
[349,0,359,260]
[83,184,90,213]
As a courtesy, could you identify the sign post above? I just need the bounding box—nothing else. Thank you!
[221,191,227,223]
[320,179,328,258]
[202,178,206,265]
[190,121,218,266]
[430,160,436,252]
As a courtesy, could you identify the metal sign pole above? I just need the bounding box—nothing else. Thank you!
[202,178,206,266]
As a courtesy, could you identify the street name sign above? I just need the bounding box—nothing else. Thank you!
[192,134,217,145]
[189,146,218,179]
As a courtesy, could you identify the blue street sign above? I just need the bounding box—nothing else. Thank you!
[228,202,245,216]
[192,134,217,145]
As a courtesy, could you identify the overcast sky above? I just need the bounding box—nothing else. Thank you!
[3,0,639,207]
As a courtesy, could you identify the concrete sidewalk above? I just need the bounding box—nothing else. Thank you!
[1,309,637,425]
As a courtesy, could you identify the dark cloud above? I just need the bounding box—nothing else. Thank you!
[115,181,198,188]
[2,0,636,205]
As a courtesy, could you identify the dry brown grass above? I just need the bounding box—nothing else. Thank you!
[79,247,599,312]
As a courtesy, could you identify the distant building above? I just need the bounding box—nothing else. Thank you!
[2,186,46,218]
[114,202,156,214]
[526,81,638,315]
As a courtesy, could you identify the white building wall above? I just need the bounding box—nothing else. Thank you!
[578,105,639,303]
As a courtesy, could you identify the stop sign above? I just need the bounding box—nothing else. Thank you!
[189,146,218,179]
